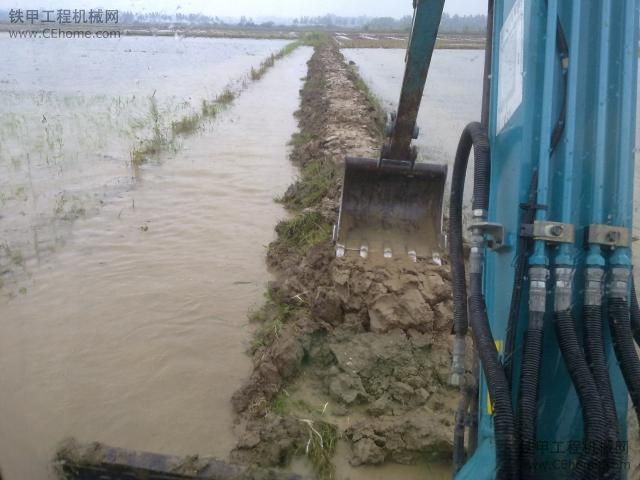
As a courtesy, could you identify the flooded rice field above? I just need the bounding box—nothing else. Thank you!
[0,34,290,295]
[0,32,310,479]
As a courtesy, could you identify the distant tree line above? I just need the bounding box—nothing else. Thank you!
[292,13,486,33]
[0,9,486,34]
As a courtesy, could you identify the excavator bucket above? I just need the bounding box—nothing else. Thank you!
[334,157,447,260]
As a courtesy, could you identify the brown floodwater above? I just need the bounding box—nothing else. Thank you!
[0,42,311,479]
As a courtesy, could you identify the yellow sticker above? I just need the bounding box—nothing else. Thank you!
[486,339,503,415]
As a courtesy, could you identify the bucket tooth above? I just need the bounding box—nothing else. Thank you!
[408,249,418,262]
[384,247,393,258]
[360,245,369,258]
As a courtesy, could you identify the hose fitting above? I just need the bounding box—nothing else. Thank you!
[529,267,549,316]
[553,267,574,313]
[608,267,631,301]
[451,336,466,386]
[585,267,605,307]
[469,228,484,275]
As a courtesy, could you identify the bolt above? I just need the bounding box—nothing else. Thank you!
[549,225,564,237]
[606,231,620,243]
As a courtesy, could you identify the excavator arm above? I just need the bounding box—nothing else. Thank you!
[385,0,445,163]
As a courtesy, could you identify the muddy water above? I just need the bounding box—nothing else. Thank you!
[0,45,311,479]
[0,34,289,295]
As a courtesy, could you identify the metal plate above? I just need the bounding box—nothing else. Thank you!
[587,224,631,247]
[335,157,447,259]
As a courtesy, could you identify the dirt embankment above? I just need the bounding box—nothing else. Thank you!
[230,41,456,477]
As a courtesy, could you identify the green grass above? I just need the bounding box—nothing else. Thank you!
[280,160,339,211]
[251,41,301,81]
[131,96,169,166]
[270,390,338,480]
[249,289,303,354]
[275,211,332,252]
[300,32,332,48]
[347,64,385,133]
[130,136,166,166]
[201,99,218,117]
[299,420,338,480]
[216,88,236,105]
[171,112,201,136]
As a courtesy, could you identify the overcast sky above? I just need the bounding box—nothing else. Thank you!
[0,0,488,18]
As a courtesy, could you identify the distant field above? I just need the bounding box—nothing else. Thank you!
[0,22,485,48]
[334,32,486,49]
[0,23,300,39]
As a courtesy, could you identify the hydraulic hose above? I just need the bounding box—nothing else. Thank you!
[608,268,640,426]
[630,277,640,347]
[550,19,569,152]
[480,0,494,129]
[449,122,517,479]
[453,377,473,473]
[584,268,620,479]
[469,272,518,479]
[554,267,607,480]
[518,267,547,480]
[449,121,490,383]
[467,355,480,456]
[504,171,539,385]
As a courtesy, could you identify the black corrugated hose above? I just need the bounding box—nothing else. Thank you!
[517,318,544,480]
[629,278,640,347]
[450,121,490,340]
[555,308,607,479]
[503,172,539,385]
[449,135,469,340]
[469,275,519,479]
[449,122,517,479]
[609,296,640,426]
[584,302,620,479]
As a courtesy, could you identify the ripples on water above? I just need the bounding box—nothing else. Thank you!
[0,35,289,293]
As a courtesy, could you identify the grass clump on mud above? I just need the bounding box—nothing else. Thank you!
[131,96,170,166]
[280,160,339,210]
[216,88,236,105]
[171,112,201,136]
[249,288,306,354]
[300,420,338,480]
[268,393,338,480]
[274,211,332,253]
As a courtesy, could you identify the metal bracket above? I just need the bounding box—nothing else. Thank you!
[587,224,631,248]
[470,222,505,251]
[530,221,575,244]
